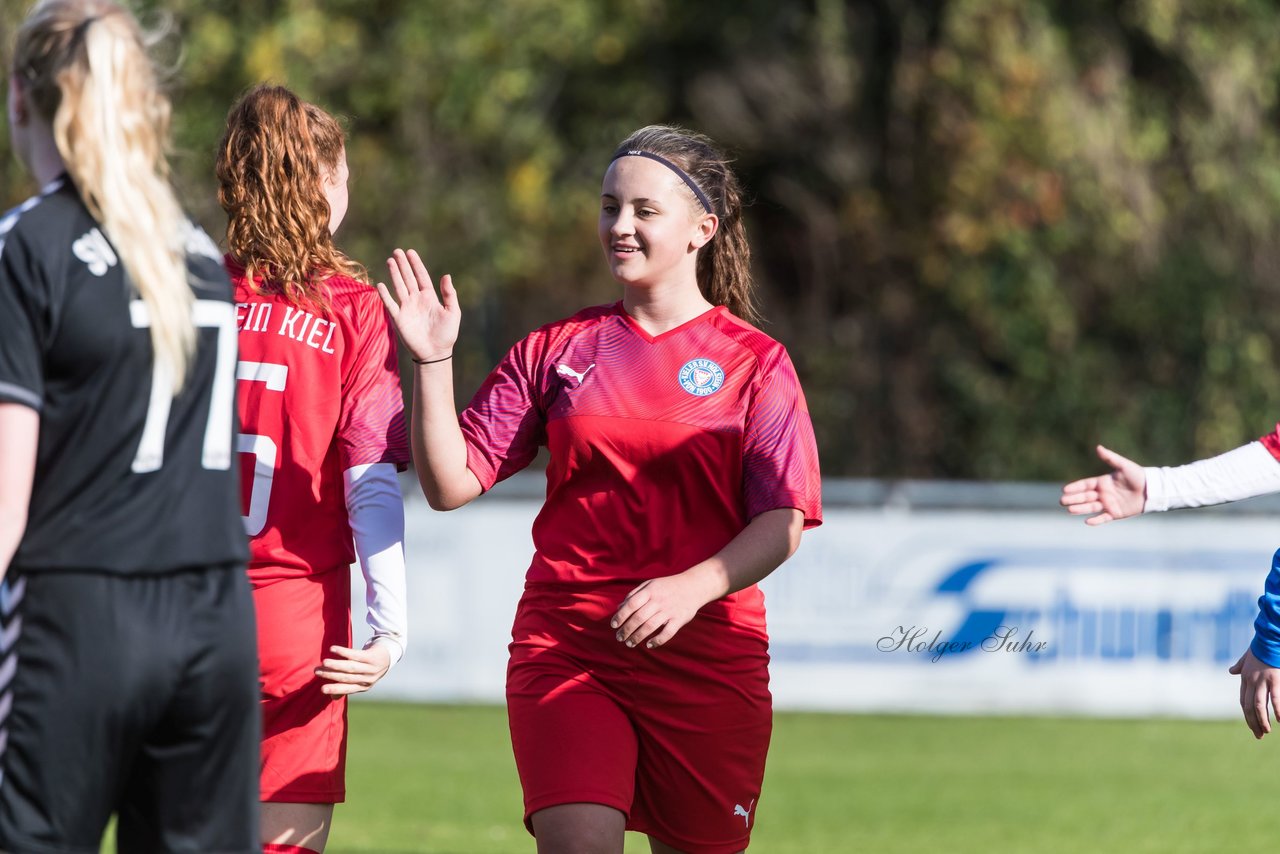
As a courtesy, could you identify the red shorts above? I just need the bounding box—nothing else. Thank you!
[252,567,351,803]
[506,582,772,854]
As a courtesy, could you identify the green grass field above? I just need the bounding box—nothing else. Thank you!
[307,701,1280,853]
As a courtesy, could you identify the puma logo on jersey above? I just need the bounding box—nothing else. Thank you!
[73,228,118,276]
[556,363,596,385]
[733,799,755,828]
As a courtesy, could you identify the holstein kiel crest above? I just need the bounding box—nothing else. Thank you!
[678,358,725,396]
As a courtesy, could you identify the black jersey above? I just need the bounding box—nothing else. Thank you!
[0,177,247,574]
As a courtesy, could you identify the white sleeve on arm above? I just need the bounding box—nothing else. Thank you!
[1143,441,1280,512]
[344,462,408,667]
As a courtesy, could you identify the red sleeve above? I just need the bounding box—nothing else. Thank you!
[459,332,549,491]
[336,291,410,471]
[1261,425,1280,462]
[742,346,823,528]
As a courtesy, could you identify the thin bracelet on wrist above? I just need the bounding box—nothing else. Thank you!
[412,354,453,365]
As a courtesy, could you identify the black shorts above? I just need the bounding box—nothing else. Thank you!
[0,566,260,854]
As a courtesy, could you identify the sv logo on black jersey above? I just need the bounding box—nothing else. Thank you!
[72,228,118,276]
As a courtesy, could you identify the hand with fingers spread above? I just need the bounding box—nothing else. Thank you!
[1060,444,1147,525]
[376,248,460,363]
[1229,648,1280,739]
[610,574,710,650]
[316,642,392,696]
[375,248,481,510]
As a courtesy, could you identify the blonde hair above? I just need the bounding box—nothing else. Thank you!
[217,84,367,311]
[15,0,193,392]
[612,125,759,323]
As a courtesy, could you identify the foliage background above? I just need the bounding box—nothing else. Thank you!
[5,0,1280,479]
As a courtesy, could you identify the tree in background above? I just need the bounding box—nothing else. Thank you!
[2,0,1278,480]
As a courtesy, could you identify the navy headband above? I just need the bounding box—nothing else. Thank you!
[611,150,714,215]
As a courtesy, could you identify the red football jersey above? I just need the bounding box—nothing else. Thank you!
[460,302,822,592]
[229,258,410,579]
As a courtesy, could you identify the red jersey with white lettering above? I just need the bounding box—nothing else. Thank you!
[460,302,822,597]
[229,258,409,580]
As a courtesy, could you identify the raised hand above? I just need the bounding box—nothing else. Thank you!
[376,248,460,362]
[1060,444,1147,525]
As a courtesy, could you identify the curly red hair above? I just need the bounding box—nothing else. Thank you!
[216,84,367,308]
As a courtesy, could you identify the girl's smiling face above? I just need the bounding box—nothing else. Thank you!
[599,154,717,289]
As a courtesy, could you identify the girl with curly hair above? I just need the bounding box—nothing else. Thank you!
[217,83,411,854]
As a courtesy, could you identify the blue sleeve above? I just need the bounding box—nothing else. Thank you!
[1250,549,1280,666]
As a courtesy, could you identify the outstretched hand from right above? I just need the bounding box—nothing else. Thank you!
[1059,444,1147,525]
[376,248,460,363]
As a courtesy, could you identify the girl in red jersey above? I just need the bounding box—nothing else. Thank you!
[217,85,411,854]
[379,126,822,854]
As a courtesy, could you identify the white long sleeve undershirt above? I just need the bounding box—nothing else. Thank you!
[343,462,408,667]
[1143,441,1280,513]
